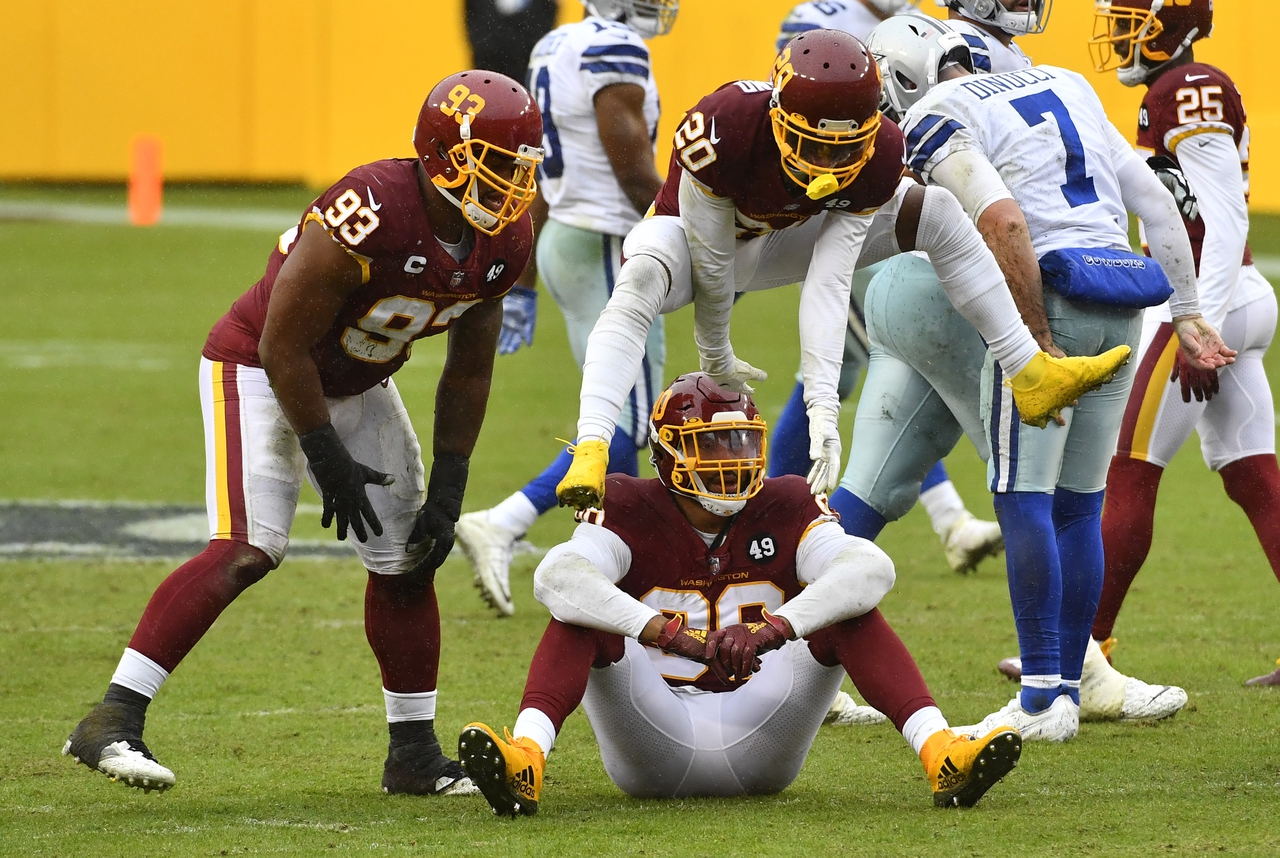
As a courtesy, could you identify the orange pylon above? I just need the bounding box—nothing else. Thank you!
[128,135,163,226]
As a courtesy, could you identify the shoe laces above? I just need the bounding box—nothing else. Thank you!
[1099,637,1118,660]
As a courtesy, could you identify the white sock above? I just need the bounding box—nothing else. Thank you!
[512,707,557,757]
[488,492,540,535]
[577,255,668,444]
[902,705,950,756]
[384,689,437,723]
[919,480,966,539]
[110,648,170,699]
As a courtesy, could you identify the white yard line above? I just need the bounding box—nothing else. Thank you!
[0,201,296,231]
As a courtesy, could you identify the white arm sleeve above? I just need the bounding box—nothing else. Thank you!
[771,520,896,639]
[532,524,660,639]
[1174,131,1249,329]
[800,210,873,413]
[929,149,1015,224]
[1112,127,1200,318]
[680,170,740,374]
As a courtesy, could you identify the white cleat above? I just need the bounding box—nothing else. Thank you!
[942,511,1004,574]
[1080,636,1187,722]
[956,693,1079,743]
[823,691,888,727]
[455,511,519,617]
[63,737,176,793]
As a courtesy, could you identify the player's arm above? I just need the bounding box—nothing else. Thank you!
[500,194,546,355]
[259,220,392,542]
[774,520,896,638]
[595,83,663,216]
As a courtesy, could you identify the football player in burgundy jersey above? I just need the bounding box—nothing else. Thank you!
[63,71,544,796]
[455,373,1021,815]
[1088,0,1280,687]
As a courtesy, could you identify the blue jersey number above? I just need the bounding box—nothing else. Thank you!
[1010,91,1099,208]
[529,66,565,180]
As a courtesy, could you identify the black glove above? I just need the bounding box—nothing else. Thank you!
[1147,155,1199,222]
[406,453,469,574]
[298,423,393,543]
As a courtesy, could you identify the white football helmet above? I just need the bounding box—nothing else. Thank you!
[868,16,973,122]
[582,0,679,39]
[934,0,1053,36]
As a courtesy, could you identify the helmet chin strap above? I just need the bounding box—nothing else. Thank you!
[434,180,499,232]
[696,495,747,517]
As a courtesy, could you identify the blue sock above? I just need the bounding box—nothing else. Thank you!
[767,381,812,478]
[518,435,641,515]
[829,487,887,540]
[1053,488,1106,689]
[921,460,949,492]
[992,491,1061,713]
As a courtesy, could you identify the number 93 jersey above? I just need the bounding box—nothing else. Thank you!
[203,158,530,397]
[591,473,840,693]
[901,66,1132,257]
[526,18,660,238]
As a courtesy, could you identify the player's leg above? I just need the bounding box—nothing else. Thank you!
[65,360,299,791]
[459,619,626,815]
[806,611,1021,807]
[458,223,661,614]
[333,379,471,795]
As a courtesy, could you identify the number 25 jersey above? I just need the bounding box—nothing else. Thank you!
[203,158,530,397]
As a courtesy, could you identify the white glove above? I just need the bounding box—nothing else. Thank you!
[805,404,842,495]
[701,354,769,394]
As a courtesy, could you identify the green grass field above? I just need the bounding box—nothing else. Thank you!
[1,185,1278,856]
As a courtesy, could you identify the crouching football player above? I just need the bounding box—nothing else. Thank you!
[457,373,1021,815]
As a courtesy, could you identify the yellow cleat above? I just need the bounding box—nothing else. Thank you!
[1009,346,1132,429]
[922,727,1021,808]
[458,723,545,817]
[555,439,610,510]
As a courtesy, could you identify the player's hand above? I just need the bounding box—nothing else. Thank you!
[652,616,733,685]
[298,423,393,543]
[1170,347,1219,403]
[497,286,537,355]
[805,403,842,495]
[702,355,768,395]
[407,453,469,573]
[708,611,792,680]
[1172,314,1236,371]
[1147,156,1200,222]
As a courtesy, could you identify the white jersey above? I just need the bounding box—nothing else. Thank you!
[903,65,1132,256]
[775,0,885,49]
[527,18,660,238]
[946,18,1030,74]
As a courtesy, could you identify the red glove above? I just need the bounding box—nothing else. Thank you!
[708,611,792,681]
[653,616,732,685]
[1170,347,1219,403]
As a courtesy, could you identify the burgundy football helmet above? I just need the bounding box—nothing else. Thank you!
[1090,0,1214,87]
[649,373,768,517]
[769,29,883,199]
[414,70,545,235]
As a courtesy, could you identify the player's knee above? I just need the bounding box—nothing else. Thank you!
[368,566,435,606]
[215,540,276,587]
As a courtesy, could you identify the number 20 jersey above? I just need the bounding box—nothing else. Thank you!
[526,17,660,238]
[902,65,1132,257]
[592,473,838,693]
[203,158,530,397]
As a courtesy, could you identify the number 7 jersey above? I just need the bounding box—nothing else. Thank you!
[901,65,1133,257]
[203,158,530,397]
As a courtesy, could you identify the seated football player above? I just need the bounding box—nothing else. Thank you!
[457,372,1023,816]
[62,71,543,795]
[556,28,1133,514]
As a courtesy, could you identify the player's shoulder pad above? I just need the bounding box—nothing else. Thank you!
[902,88,975,177]
[579,18,651,77]
[775,3,830,52]
[1147,61,1237,102]
[308,159,413,257]
[595,474,667,521]
[480,214,534,299]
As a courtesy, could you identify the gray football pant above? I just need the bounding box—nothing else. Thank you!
[582,638,843,798]
[838,254,990,521]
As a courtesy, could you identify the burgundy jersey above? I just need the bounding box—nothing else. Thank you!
[1136,62,1252,272]
[203,158,531,396]
[591,473,838,692]
[653,80,906,238]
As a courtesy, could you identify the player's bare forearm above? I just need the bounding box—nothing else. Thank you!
[978,200,1058,355]
[434,298,503,458]
[513,193,549,290]
[595,83,663,217]
[259,221,364,435]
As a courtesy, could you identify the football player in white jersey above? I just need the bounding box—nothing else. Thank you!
[768,0,1005,577]
[455,0,676,616]
[934,0,1039,73]
[897,47,1234,740]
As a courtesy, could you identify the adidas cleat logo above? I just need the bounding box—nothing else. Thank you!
[936,757,966,790]
[511,765,537,800]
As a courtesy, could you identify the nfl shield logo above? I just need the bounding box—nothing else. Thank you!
[450,271,465,287]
